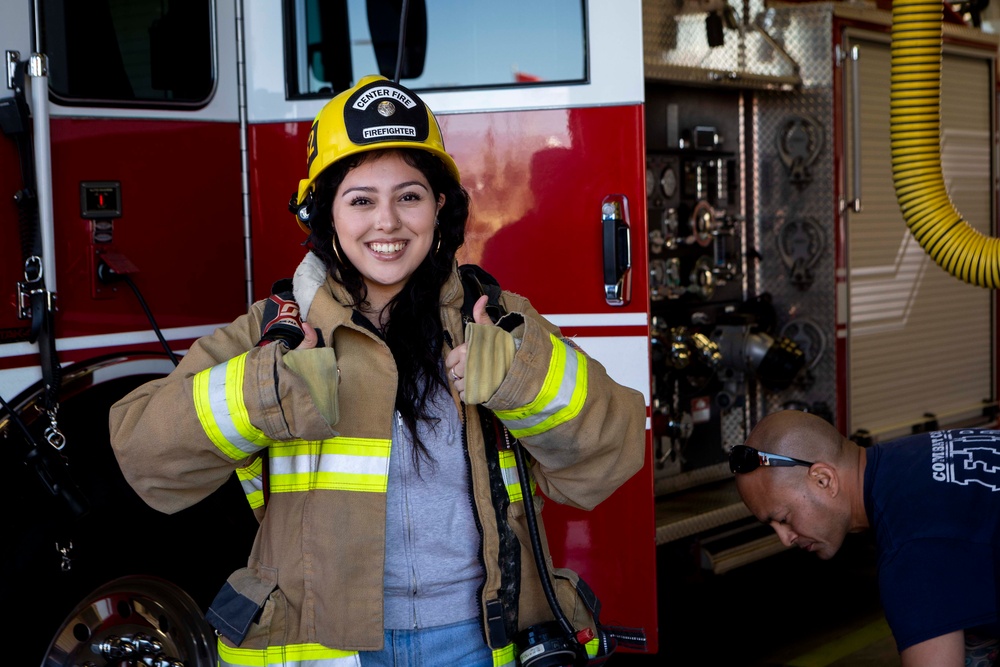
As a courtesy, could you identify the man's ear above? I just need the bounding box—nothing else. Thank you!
[809,462,839,497]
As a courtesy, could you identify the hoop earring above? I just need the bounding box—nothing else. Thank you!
[434,227,442,256]
[332,234,345,265]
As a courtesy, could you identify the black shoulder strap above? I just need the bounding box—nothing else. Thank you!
[458,264,504,324]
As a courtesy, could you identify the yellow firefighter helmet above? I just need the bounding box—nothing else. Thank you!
[292,75,460,232]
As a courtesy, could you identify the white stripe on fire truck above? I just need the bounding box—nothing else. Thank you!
[0,317,645,358]
[0,323,223,357]
[542,312,647,328]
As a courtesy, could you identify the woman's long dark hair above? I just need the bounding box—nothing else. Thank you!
[307,148,470,462]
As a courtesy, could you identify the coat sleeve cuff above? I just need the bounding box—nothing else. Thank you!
[464,322,517,405]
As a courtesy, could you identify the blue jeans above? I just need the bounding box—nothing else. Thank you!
[358,618,494,667]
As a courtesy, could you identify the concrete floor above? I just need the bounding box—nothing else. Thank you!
[611,533,900,666]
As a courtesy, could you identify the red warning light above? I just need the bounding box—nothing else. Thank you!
[80,181,122,219]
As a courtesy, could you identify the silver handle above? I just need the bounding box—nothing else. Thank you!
[602,194,632,307]
[849,45,862,213]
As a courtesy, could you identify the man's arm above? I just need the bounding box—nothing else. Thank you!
[900,630,964,667]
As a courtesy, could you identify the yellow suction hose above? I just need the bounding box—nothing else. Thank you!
[891,0,1000,288]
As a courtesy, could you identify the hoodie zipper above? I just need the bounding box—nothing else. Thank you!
[392,409,425,630]
[445,328,492,645]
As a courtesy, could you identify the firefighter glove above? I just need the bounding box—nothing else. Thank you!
[258,281,305,349]
[463,322,517,406]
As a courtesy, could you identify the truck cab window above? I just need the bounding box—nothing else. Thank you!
[40,0,215,107]
[285,0,586,98]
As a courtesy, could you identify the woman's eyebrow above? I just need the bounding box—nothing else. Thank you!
[340,181,429,196]
[340,185,376,196]
[394,180,429,191]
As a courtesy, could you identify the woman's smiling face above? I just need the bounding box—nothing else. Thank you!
[332,151,444,310]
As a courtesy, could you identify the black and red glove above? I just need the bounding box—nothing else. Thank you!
[257,279,304,349]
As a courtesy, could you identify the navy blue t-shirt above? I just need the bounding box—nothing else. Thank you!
[863,429,1000,652]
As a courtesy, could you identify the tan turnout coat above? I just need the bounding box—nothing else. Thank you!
[109,263,645,660]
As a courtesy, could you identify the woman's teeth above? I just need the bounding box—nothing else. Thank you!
[368,241,406,254]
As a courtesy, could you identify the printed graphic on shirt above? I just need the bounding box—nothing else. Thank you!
[930,430,1000,491]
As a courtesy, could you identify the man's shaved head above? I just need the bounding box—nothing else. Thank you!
[745,410,849,466]
[734,410,866,560]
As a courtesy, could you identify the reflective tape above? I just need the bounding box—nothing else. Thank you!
[193,353,272,461]
[235,456,265,510]
[492,643,517,667]
[498,449,522,502]
[494,334,588,438]
[218,639,360,667]
[268,437,391,494]
[497,449,535,503]
[194,355,390,495]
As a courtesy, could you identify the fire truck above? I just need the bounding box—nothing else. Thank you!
[2,0,997,664]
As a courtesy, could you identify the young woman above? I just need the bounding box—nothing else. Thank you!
[110,75,645,667]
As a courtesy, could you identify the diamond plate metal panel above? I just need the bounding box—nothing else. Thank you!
[721,402,748,452]
[643,0,801,89]
[752,6,838,422]
[764,4,836,88]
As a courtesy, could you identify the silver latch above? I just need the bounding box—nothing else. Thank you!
[6,50,19,89]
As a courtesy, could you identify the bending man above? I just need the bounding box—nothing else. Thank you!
[732,409,998,666]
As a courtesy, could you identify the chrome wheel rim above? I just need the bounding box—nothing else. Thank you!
[42,575,216,667]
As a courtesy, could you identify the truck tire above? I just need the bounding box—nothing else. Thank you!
[4,352,257,666]
[41,575,217,667]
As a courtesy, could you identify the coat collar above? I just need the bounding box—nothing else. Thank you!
[291,251,466,328]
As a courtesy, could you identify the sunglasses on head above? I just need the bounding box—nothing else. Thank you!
[729,444,814,474]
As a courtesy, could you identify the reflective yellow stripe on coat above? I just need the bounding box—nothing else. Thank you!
[235,455,265,510]
[218,639,360,667]
[492,643,517,667]
[497,449,535,503]
[193,352,273,461]
[268,437,390,494]
[493,334,588,439]
[194,354,391,500]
